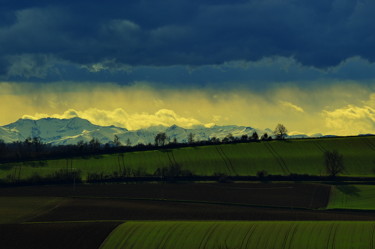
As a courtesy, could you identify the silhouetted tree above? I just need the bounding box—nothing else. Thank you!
[209,137,220,144]
[240,134,248,141]
[261,133,269,140]
[324,150,344,177]
[155,132,167,146]
[223,133,234,143]
[113,135,121,147]
[274,124,288,139]
[126,138,131,147]
[89,138,101,151]
[251,131,259,141]
[188,133,195,144]
[0,139,7,157]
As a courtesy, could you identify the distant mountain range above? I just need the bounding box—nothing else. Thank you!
[0,117,314,145]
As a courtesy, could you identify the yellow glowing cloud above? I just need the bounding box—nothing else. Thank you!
[279,101,304,113]
[1,81,375,135]
[323,105,375,135]
[22,108,205,130]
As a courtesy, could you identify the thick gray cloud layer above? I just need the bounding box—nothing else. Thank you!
[1,0,375,81]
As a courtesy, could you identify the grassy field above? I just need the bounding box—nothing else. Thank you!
[0,197,63,224]
[1,136,375,180]
[1,183,375,248]
[327,185,375,210]
[101,221,375,249]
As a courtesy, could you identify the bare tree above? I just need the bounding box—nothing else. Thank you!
[324,150,344,177]
[274,124,288,139]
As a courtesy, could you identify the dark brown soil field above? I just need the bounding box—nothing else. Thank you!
[0,182,330,209]
[2,183,375,222]
[0,222,120,249]
[32,198,375,222]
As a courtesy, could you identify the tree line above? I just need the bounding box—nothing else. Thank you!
[0,124,289,163]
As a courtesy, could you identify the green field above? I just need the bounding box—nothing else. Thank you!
[0,197,63,224]
[327,185,375,210]
[101,221,375,249]
[1,136,375,180]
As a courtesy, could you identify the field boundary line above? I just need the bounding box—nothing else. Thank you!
[208,185,294,190]
[215,146,232,175]
[24,197,67,223]
[198,223,219,249]
[156,223,182,249]
[264,143,290,175]
[363,138,375,151]
[23,220,127,224]
[98,223,123,249]
[219,146,238,176]
[314,141,326,153]
[166,151,174,166]
[169,151,178,166]
[100,222,142,249]
[68,195,315,210]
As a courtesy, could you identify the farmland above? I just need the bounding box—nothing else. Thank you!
[1,183,375,248]
[101,221,375,249]
[327,185,375,210]
[1,136,375,248]
[1,136,375,181]
[0,197,63,224]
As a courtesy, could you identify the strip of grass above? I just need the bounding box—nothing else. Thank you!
[1,136,375,181]
[0,197,63,224]
[327,185,375,210]
[100,221,375,249]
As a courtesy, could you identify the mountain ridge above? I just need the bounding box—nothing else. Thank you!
[0,117,306,145]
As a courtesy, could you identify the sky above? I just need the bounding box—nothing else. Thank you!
[1,0,375,135]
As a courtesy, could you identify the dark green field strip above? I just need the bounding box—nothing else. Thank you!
[30,197,375,222]
[0,183,331,209]
[1,136,375,181]
[100,221,375,249]
[0,222,121,249]
[327,185,375,210]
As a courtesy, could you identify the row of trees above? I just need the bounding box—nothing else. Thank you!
[153,123,288,147]
[0,124,289,163]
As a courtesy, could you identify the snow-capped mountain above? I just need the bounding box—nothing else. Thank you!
[1,117,127,145]
[0,117,304,145]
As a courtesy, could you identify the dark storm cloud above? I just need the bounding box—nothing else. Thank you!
[0,0,375,79]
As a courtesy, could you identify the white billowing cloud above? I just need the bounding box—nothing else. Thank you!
[22,108,205,130]
[279,101,304,113]
[323,105,375,135]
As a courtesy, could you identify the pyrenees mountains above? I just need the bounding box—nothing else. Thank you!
[0,117,308,145]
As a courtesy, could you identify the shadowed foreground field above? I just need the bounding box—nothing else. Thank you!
[0,222,120,249]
